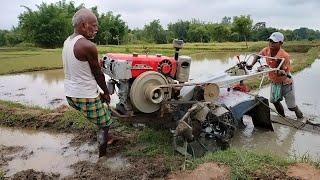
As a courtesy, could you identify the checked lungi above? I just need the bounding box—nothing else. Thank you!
[66,96,112,128]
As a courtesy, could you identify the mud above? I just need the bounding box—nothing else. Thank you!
[62,156,171,180]
[168,163,230,180]
[0,127,100,177]
[0,145,24,167]
[0,103,96,145]
[252,165,288,179]
[287,163,320,180]
[9,169,60,180]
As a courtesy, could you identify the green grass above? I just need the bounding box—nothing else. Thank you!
[194,148,292,179]
[124,127,184,172]
[125,128,174,157]
[0,170,4,180]
[0,48,62,75]
[0,100,95,132]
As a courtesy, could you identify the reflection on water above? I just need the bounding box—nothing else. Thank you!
[0,69,65,108]
[0,69,117,108]
[231,116,320,160]
[0,126,97,177]
[189,52,244,79]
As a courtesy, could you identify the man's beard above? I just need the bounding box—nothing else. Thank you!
[87,31,97,40]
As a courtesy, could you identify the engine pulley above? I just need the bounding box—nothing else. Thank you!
[130,71,170,113]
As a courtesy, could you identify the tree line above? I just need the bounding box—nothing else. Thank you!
[0,0,320,48]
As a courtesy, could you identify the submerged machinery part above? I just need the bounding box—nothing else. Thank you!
[130,71,171,113]
[173,102,236,157]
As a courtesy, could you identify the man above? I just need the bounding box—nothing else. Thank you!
[247,32,303,119]
[62,8,112,157]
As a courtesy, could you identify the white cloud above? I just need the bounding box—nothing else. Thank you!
[0,0,319,30]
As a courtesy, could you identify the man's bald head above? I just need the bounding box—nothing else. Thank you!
[72,8,97,28]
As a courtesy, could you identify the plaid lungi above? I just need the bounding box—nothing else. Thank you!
[66,96,112,128]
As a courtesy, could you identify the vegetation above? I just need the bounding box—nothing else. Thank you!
[126,128,174,157]
[1,1,320,47]
[0,170,4,180]
[0,99,94,133]
[195,148,292,179]
[0,48,62,75]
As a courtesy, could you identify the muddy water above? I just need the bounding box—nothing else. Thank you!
[232,60,320,159]
[231,116,320,160]
[0,69,66,108]
[0,69,117,108]
[0,126,98,177]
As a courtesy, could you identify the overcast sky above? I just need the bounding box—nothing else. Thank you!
[1,0,319,30]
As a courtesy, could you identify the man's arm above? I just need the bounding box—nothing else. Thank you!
[247,49,265,69]
[85,43,110,102]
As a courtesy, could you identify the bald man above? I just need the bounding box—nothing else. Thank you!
[62,8,112,157]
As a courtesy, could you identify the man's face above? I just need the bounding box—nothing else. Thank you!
[83,16,98,39]
[269,39,282,51]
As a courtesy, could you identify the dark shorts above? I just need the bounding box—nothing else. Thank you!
[66,96,112,128]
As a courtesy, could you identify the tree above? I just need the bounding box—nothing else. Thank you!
[5,28,23,46]
[186,19,210,43]
[210,24,231,42]
[221,16,231,25]
[232,15,253,47]
[0,30,8,46]
[167,20,190,41]
[143,19,167,44]
[18,1,80,48]
[281,30,294,41]
[96,11,128,45]
[251,27,277,41]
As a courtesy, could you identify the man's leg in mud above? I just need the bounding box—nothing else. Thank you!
[283,83,304,119]
[273,101,285,117]
[288,106,304,119]
[97,126,109,157]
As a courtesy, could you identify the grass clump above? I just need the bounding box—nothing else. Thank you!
[195,148,292,179]
[0,170,4,180]
[126,128,174,157]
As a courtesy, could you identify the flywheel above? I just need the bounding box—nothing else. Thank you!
[130,71,170,113]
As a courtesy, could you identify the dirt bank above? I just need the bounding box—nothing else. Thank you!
[168,163,230,180]
[287,163,320,180]
[0,145,24,168]
[0,103,97,145]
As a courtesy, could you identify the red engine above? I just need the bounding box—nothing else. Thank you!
[103,53,177,79]
[101,39,191,114]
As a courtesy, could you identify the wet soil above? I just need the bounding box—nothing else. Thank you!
[0,145,24,167]
[9,169,60,180]
[0,103,95,146]
[168,163,230,180]
[62,156,171,180]
[287,163,320,180]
